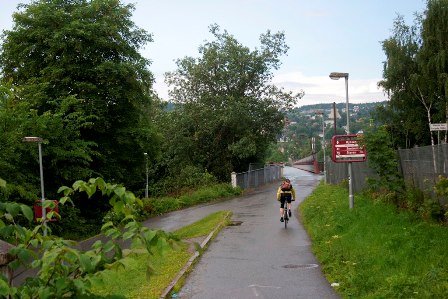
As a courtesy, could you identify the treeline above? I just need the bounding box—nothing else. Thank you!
[376,0,448,148]
[0,1,302,234]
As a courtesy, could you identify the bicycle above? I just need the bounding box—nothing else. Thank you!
[283,204,289,229]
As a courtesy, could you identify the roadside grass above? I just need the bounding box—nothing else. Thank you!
[91,210,232,299]
[172,210,232,239]
[299,182,448,298]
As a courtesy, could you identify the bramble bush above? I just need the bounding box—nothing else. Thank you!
[0,178,177,299]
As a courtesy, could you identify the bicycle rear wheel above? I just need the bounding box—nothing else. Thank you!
[284,208,288,229]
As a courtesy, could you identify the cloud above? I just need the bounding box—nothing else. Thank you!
[272,71,388,107]
[153,71,389,107]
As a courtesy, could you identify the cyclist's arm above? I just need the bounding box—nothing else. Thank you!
[276,187,281,201]
[291,188,296,200]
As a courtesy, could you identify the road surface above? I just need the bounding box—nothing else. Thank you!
[144,166,340,299]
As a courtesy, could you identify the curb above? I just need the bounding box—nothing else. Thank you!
[159,211,232,299]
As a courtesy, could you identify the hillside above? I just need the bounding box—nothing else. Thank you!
[294,101,386,115]
[278,100,386,162]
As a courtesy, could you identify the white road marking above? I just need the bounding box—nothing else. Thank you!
[248,284,281,296]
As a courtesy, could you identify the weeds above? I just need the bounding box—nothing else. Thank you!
[300,182,448,298]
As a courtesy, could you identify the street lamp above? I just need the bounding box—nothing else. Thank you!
[144,152,148,198]
[329,72,353,209]
[23,136,47,235]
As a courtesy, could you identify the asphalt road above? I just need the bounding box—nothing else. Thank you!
[144,166,340,299]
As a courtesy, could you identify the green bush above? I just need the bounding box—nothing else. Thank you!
[418,201,445,222]
[362,126,405,195]
[49,204,101,240]
[403,184,425,211]
[154,166,218,197]
[141,183,242,217]
[144,197,181,216]
[0,178,176,298]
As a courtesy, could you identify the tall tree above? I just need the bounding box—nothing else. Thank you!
[419,0,448,142]
[379,1,448,148]
[0,81,96,202]
[165,24,304,180]
[0,0,159,194]
[378,14,429,147]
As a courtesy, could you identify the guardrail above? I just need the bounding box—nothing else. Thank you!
[231,164,283,189]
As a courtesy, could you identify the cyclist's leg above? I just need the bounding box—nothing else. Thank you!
[280,197,286,221]
[288,198,292,217]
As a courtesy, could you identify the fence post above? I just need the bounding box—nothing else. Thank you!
[254,169,258,187]
[231,171,237,188]
[314,159,320,174]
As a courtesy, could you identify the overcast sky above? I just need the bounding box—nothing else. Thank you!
[1,0,427,107]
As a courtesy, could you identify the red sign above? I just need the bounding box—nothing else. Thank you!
[332,134,367,163]
[34,200,59,222]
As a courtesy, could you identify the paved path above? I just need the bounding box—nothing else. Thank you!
[154,167,340,299]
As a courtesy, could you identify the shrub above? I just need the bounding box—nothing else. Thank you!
[149,167,218,197]
[48,204,101,240]
[141,183,242,217]
[362,126,405,195]
[403,184,425,211]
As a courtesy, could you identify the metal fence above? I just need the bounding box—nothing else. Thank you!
[231,164,283,189]
[232,144,448,198]
[398,144,448,199]
[325,144,448,203]
[325,158,377,193]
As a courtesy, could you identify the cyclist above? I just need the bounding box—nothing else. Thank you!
[276,178,296,222]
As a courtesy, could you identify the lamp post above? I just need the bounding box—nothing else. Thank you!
[329,72,353,209]
[144,152,148,198]
[23,137,47,235]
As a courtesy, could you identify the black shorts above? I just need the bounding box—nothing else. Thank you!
[280,194,292,208]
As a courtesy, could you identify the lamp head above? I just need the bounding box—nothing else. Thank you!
[329,72,349,80]
[23,137,43,143]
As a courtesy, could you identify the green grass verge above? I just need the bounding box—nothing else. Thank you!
[299,182,448,298]
[173,210,232,239]
[91,210,231,299]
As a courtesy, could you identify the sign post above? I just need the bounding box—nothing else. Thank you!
[429,123,448,131]
[332,134,367,163]
[331,134,366,210]
[429,123,447,144]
